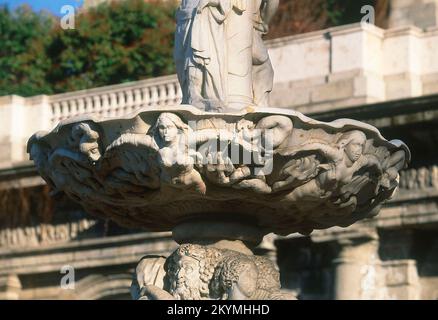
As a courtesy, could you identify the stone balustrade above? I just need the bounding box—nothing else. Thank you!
[49,75,181,125]
[1,23,438,167]
[399,166,438,190]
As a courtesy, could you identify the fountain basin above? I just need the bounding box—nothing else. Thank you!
[27,105,410,237]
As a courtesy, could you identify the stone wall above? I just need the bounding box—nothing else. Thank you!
[389,0,438,29]
[268,23,438,113]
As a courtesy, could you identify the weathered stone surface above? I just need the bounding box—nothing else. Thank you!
[389,0,438,29]
[132,243,296,300]
[311,79,355,103]
[0,232,175,276]
[0,220,97,248]
[385,73,423,100]
[27,106,409,237]
[0,275,21,300]
[175,0,278,112]
[331,235,385,300]
[422,73,438,94]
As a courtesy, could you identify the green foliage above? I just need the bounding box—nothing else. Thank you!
[0,5,54,97]
[46,0,177,93]
[0,0,177,97]
[325,0,345,26]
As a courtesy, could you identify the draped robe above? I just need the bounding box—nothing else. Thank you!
[175,0,232,112]
[174,0,276,111]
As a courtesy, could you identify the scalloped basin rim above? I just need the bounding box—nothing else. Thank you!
[49,105,396,147]
[28,105,410,236]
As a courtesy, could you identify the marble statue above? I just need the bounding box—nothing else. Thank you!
[27,0,411,301]
[175,0,279,112]
[274,130,375,193]
[131,244,296,300]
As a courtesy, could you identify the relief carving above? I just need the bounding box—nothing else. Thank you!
[132,244,296,300]
[0,220,97,248]
[28,107,410,234]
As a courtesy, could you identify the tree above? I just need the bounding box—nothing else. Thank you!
[46,0,178,93]
[0,5,54,97]
[267,0,389,39]
[0,0,177,97]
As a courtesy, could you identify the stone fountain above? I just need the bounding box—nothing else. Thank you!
[27,0,410,300]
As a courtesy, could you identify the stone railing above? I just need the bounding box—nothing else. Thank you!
[49,75,181,125]
[399,166,438,190]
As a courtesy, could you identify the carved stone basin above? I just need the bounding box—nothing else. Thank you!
[27,105,410,239]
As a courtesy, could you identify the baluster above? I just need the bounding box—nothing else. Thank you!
[125,90,134,115]
[142,87,151,107]
[133,88,142,112]
[167,83,176,106]
[150,86,159,107]
[52,102,61,124]
[117,91,126,116]
[61,101,70,120]
[101,94,110,117]
[69,100,78,117]
[93,96,102,115]
[158,84,167,106]
[85,97,93,114]
[77,98,85,115]
[176,84,183,104]
[109,93,117,117]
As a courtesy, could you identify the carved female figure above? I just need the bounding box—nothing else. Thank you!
[226,0,279,109]
[275,131,370,189]
[103,113,206,194]
[174,0,279,111]
[320,130,371,186]
[150,113,207,194]
[274,130,382,205]
[174,0,230,112]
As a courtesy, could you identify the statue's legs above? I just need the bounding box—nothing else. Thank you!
[226,5,256,111]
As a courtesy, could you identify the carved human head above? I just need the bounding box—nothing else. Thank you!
[71,123,101,163]
[166,244,222,300]
[153,113,188,146]
[338,130,367,163]
[213,255,259,300]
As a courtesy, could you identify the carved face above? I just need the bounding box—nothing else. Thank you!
[171,255,202,300]
[158,117,179,144]
[86,143,101,162]
[344,133,366,163]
